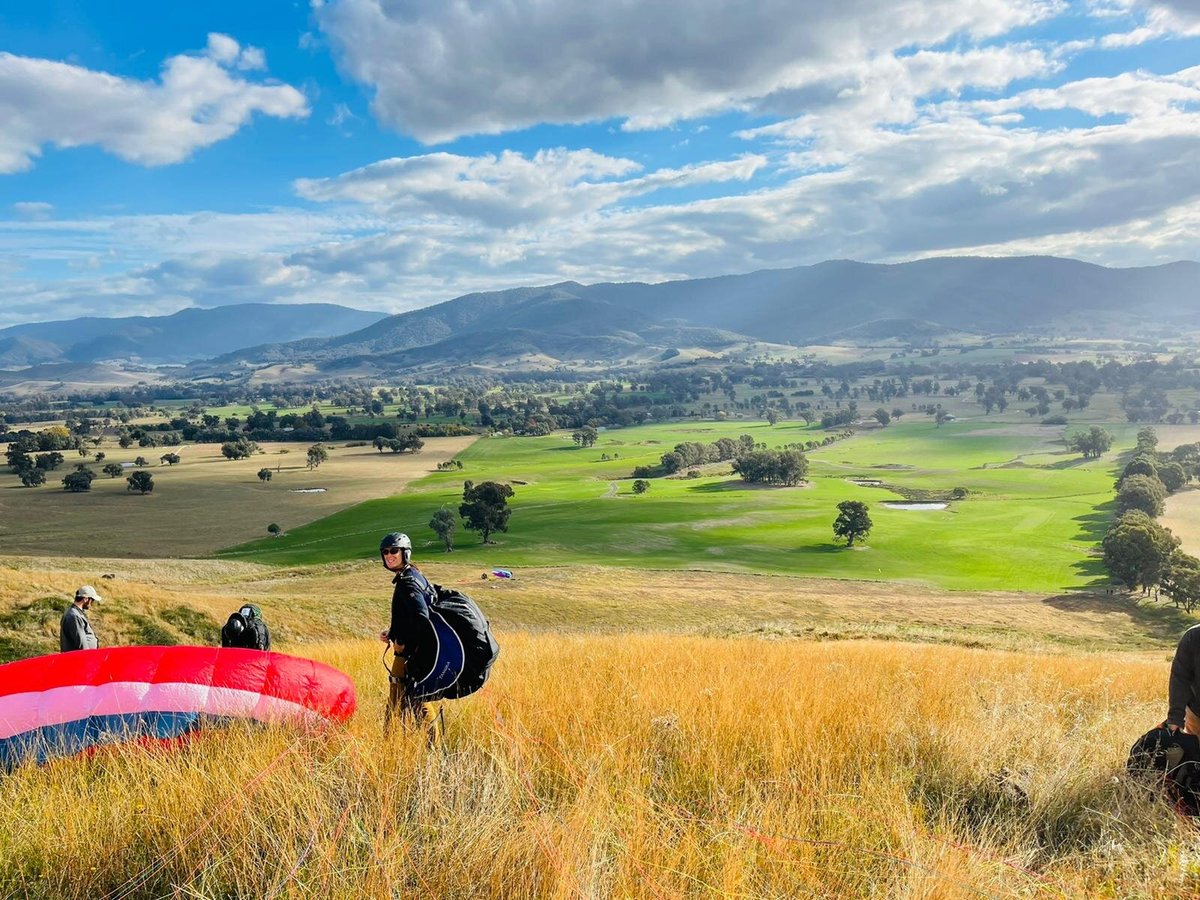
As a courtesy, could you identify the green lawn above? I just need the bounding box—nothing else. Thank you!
[220,419,1130,592]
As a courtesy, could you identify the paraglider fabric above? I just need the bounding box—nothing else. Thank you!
[491,569,513,579]
[408,611,465,701]
[0,646,357,769]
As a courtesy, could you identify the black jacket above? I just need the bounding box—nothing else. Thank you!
[387,564,434,652]
[1168,624,1200,727]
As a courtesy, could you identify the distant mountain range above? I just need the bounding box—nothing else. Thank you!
[0,303,386,368]
[199,256,1200,375]
[4,257,1197,378]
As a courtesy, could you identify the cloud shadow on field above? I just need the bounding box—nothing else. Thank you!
[1043,592,1196,645]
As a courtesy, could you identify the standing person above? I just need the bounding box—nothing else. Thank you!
[1167,624,1200,734]
[377,532,437,731]
[60,585,101,652]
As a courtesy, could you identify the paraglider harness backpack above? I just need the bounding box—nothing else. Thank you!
[1127,724,1200,815]
[220,604,271,651]
[399,582,500,702]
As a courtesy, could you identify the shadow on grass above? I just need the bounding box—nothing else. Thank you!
[1042,456,1092,470]
[1070,499,1116,544]
[1043,591,1198,644]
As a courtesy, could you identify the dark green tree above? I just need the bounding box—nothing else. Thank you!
[19,469,46,487]
[429,507,457,551]
[1102,510,1178,593]
[102,462,124,478]
[572,426,598,448]
[1066,426,1113,459]
[632,479,650,494]
[1116,473,1167,517]
[257,468,273,483]
[126,471,154,494]
[833,500,873,547]
[459,480,514,544]
[267,523,281,537]
[61,469,95,492]
[1162,550,1200,612]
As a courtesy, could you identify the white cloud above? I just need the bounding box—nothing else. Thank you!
[315,0,1060,142]
[0,40,307,174]
[294,148,766,227]
[12,201,53,221]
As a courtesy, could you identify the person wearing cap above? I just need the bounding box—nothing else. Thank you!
[377,531,436,730]
[60,585,101,652]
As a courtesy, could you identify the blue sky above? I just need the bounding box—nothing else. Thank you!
[0,0,1198,326]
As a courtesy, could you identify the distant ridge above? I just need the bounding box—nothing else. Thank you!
[202,256,1200,375]
[0,303,386,368]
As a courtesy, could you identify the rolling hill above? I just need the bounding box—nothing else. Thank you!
[0,303,386,368]
[197,256,1200,375]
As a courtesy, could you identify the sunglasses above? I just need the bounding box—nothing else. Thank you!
[381,548,405,556]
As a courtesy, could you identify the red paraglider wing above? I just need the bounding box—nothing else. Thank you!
[0,646,356,768]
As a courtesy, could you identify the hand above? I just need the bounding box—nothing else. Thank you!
[1167,723,1181,733]
[379,630,389,642]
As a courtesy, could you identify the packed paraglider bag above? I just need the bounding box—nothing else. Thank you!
[429,584,499,700]
[1127,725,1200,815]
[220,604,271,651]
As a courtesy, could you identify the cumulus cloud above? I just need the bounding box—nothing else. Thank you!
[294,149,766,227]
[0,36,307,173]
[315,0,1060,142]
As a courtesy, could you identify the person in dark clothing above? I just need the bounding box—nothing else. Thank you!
[60,585,102,651]
[378,531,438,731]
[1167,624,1200,735]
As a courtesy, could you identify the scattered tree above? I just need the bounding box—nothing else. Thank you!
[833,500,873,547]
[257,468,273,483]
[61,469,95,492]
[873,408,891,426]
[306,444,329,470]
[134,456,148,467]
[1066,426,1113,459]
[632,479,650,494]
[102,463,125,478]
[267,523,281,537]
[19,469,46,487]
[159,452,181,466]
[221,440,257,460]
[126,471,154,494]
[459,480,514,544]
[572,426,599,448]
[429,507,457,551]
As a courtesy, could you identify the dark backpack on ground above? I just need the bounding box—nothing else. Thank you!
[429,584,499,700]
[220,604,271,651]
[1127,725,1200,815]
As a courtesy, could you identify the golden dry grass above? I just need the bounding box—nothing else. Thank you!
[1,558,1190,655]
[2,634,1197,899]
[0,436,475,558]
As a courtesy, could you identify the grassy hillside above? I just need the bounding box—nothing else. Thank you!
[3,552,1191,667]
[1,633,1194,898]
[222,419,1132,593]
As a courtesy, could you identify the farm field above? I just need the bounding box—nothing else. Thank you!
[224,418,1151,593]
[0,436,474,558]
[1,629,1196,898]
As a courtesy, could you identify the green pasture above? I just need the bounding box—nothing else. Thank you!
[222,418,1133,592]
